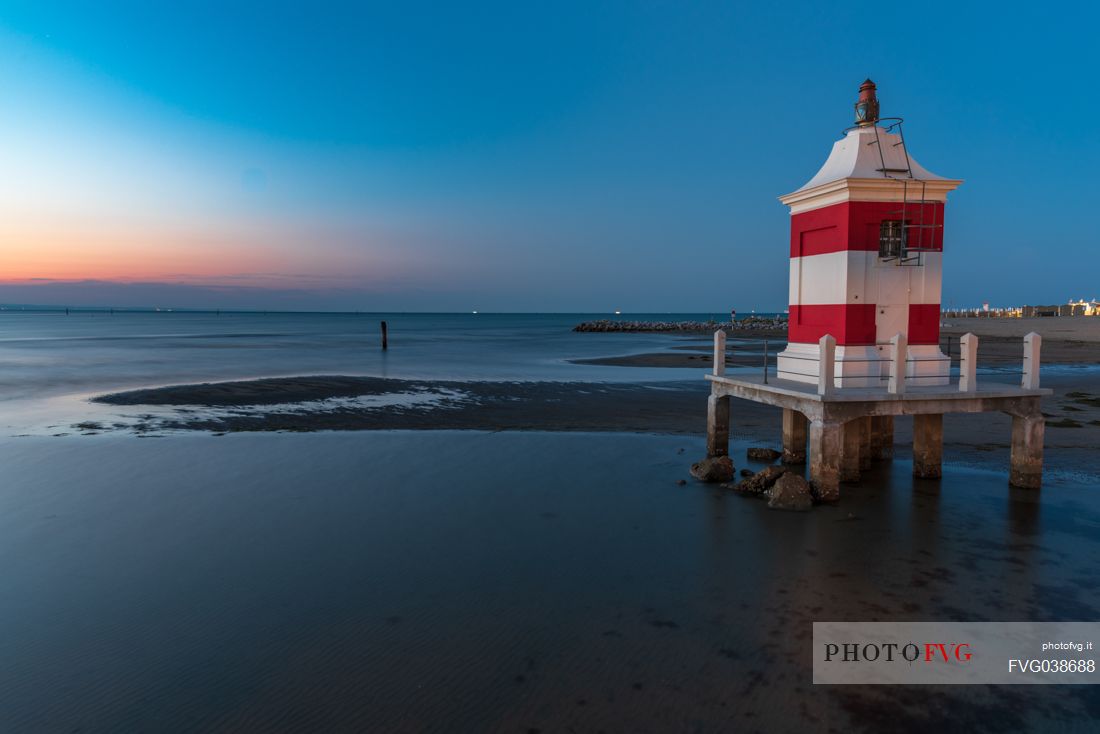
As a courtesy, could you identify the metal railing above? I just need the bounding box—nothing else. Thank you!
[712,330,1044,395]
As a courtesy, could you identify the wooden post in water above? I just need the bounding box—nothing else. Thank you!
[381,320,389,350]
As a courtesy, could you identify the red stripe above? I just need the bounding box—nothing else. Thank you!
[788,304,877,346]
[790,203,849,257]
[908,303,941,344]
[790,201,945,258]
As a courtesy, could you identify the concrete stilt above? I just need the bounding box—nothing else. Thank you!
[706,392,730,458]
[781,408,808,464]
[881,416,895,458]
[840,419,861,483]
[809,419,842,502]
[913,413,943,479]
[1009,412,1044,489]
[869,416,884,461]
[858,416,872,470]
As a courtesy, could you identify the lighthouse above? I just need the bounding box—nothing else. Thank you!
[700,80,1048,496]
[775,80,962,388]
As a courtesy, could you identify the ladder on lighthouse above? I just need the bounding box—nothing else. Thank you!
[867,119,942,267]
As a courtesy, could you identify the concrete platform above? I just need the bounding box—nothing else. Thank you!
[703,331,1052,501]
[705,373,1049,414]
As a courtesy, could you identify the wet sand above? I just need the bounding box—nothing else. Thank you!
[89,372,1100,482]
[2,431,1098,732]
[942,316,1100,342]
[93,377,713,435]
[942,317,1100,364]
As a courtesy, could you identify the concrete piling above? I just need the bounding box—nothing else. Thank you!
[858,416,872,470]
[781,409,807,464]
[1009,410,1044,489]
[912,413,944,479]
[880,416,895,458]
[809,419,841,502]
[706,394,730,458]
[840,419,862,483]
[869,416,885,461]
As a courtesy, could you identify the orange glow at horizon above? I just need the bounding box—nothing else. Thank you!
[0,216,406,288]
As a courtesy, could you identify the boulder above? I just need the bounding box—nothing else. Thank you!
[810,480,840,504]
[781,449,806,465]
[766,473,813,512]
[690,456,735,483]
[739,468,754,478]
[747,447,782,462]
[733,465,786,495]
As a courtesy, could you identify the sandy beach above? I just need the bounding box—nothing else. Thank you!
[942,317,1100,364]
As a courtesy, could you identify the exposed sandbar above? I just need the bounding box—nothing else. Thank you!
[89,373,1100,481]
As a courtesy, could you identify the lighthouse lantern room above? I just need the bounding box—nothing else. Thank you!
[775,80,962,388]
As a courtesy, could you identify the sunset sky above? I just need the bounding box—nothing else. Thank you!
[1,2,1097,311]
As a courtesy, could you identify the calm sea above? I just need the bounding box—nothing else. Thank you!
[0,310,779,406]
[3,310,1097,732]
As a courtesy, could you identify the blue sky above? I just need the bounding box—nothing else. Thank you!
[0,1,1097,311]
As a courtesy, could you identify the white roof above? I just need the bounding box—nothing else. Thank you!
[795,125,949,192]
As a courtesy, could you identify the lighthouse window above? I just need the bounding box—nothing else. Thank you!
[879,220,906,259]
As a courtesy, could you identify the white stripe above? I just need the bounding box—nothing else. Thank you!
[789,251,942,306]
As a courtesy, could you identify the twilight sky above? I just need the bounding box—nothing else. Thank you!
[1,1,1097,311]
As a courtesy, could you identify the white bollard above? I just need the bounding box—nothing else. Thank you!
[959,333,978,392]
[889,332,907,394]
[1022,332,1042,389]
[818,334,836,396]
[713,329,726,376]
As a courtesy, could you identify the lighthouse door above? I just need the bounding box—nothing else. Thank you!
[875,266,909,344]
[876,303,907,343]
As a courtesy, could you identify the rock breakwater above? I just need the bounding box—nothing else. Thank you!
[573,316,785,333]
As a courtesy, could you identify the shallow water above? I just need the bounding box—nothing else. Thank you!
[0,311,778,435]
[1,431,1099,732]
[0,311,770,400]
[3,312,1099,731]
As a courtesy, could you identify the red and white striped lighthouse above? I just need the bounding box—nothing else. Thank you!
[775,80,962,388]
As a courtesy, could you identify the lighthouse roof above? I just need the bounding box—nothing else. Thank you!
[794,125,950,192]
